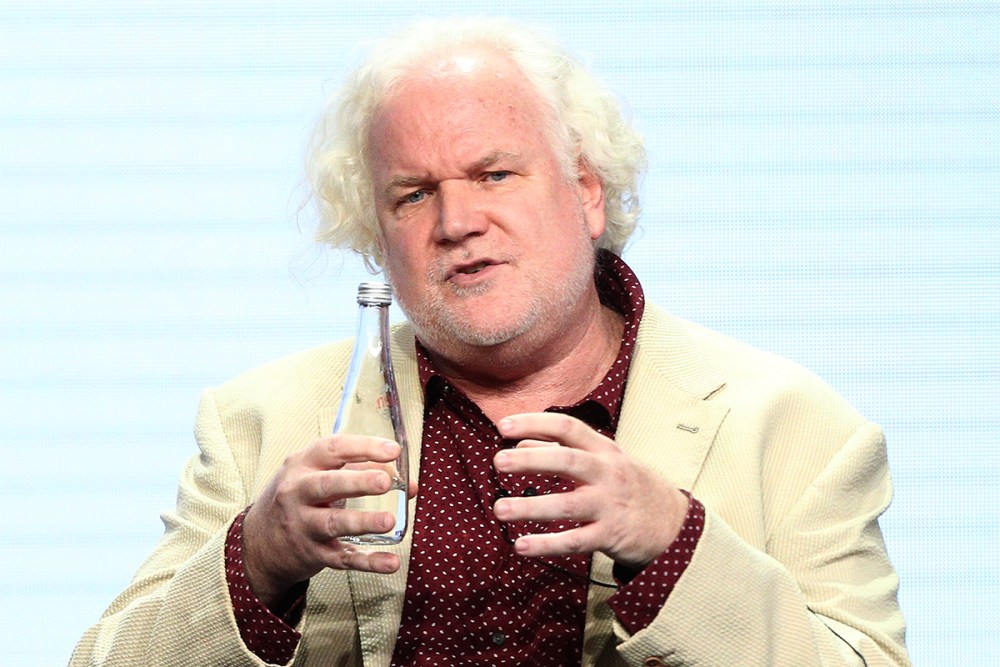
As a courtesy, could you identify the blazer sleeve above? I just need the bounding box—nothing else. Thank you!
[612,422,911,667]
[69,388,292,667]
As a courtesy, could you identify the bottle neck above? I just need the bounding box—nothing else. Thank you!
[351,303,390,355]
[356,302,389,324]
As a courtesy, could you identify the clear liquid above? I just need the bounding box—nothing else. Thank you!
[339,479,407,545]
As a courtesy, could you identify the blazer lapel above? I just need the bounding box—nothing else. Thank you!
[616,302,731,487]
[584,303,731,663]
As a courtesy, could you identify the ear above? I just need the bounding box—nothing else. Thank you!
[576,157,606,241]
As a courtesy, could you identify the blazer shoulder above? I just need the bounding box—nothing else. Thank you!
[642,303,866,424]
[210,321,416,406]
[219,339,351,398]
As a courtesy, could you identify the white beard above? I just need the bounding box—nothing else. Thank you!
[390,239,597,360]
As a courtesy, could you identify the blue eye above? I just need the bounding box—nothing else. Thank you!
[403,190,425,205]
[486,171,510,182]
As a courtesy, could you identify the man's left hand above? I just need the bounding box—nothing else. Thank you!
[492,412,689,570]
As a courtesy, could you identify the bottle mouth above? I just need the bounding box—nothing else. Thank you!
[357,282,393,305]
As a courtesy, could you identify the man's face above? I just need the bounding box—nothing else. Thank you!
[367,50,605,365]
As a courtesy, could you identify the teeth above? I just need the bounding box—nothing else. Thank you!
[460,262,488,274]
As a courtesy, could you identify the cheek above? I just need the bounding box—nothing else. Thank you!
[380,230,427,285]
[382,253,415,309]
[380,243,406,282]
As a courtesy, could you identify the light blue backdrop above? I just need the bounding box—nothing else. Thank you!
[1,2,997,664]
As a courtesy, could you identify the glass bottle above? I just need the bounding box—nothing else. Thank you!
[333,282,409,545]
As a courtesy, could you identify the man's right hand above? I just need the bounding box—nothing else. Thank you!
[241,435,409,608]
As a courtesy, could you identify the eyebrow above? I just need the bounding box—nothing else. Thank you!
[381,150,522,199]
[470,150,521,172]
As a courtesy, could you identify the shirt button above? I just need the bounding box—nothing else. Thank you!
[491,631,506,646]
[522,486,538,497]
[494,488,511,500]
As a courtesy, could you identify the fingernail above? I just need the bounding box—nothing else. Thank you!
[498,418,513,434]
[494,451,509,468]
[382,440,399,455]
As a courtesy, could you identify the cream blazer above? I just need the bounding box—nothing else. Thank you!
[71,303,910,666]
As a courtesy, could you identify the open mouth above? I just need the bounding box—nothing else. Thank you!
[457,261,490,275]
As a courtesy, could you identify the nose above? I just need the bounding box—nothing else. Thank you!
[434,181,489,243]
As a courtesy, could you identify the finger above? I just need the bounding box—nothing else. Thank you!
[498,413,615,454]
[493,489,598,524]
[299,468,393,505]
[512,523,603,559]
[341,460,404,479]
[494,444,597,482]
[324,547,402,574]
[301,434,403,470]
[513,439,560,449]
[301,504,397,543]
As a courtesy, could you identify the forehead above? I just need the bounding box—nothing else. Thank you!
[366,51,556,172]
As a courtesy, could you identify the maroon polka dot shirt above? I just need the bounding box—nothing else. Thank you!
[225,252,706,664]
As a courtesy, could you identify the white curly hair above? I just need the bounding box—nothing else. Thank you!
[306,16,646,270]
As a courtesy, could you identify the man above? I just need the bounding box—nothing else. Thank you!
[72,17,910,667]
